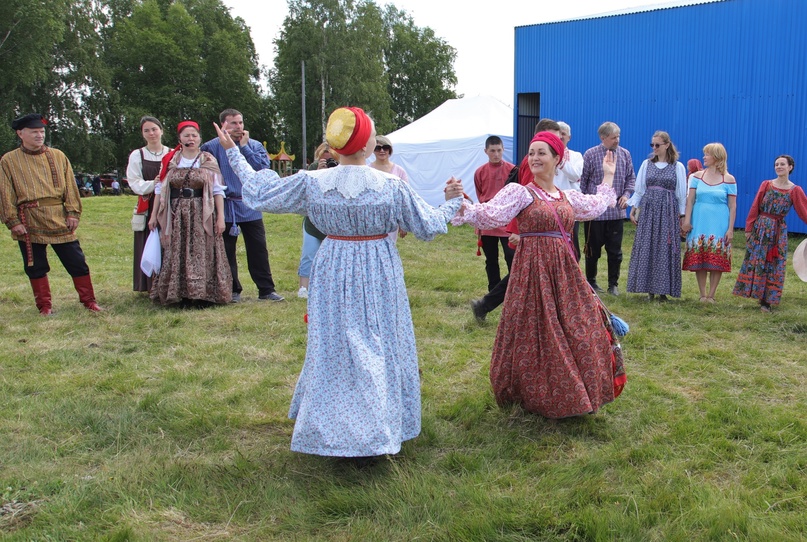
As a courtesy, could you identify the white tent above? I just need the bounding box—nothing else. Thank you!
[382,95,514,208]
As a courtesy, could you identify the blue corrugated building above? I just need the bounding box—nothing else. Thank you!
[513,0,807,233]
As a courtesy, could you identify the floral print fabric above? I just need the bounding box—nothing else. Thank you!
[150,166,232,305]
[682,177,737,272]
[227,147,462,457]
[453,183,623,418]
[733,181,807,305]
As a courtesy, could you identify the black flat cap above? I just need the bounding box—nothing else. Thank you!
[11,114,48,131]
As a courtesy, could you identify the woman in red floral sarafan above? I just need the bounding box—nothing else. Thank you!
[451,132,626,419]
[681,143,737,303]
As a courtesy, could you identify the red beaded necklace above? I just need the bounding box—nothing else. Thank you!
[532,182,562,201]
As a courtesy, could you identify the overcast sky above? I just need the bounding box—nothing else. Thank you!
[221,0,708,107]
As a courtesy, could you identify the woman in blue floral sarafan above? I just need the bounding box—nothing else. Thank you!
[733,155,807,312]
[681,143,737,303]
[214,108,464,464]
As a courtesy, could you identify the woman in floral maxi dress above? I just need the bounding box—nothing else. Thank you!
[733,155,807,311]
[452,132,625,419]
[215,108,464,459]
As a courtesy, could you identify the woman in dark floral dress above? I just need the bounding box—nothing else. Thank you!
[733,155,807,311]
[148,121,231,306]
[626,131,687,301]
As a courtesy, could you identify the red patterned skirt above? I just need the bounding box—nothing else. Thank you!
[490,232,622,418]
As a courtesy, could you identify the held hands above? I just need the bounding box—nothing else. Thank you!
[444,177,463,201]
[617,196,629,210]
[681,219,692,235]
[213,122,237,150]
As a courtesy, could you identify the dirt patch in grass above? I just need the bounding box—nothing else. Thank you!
[0,499,44,532]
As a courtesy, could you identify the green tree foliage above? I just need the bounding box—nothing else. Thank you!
[382,5,457,129]
[1,0,272,173]
[270,0,456,165]
[0,0,115,171]
[103,0,274,168]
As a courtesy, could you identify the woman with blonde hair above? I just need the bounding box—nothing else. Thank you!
[681,143,737,302]
[626,131,687,301]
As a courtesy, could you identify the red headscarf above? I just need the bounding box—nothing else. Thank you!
[530,131,565,159]
[325,107,372,157]
[159,121,201,181]
[177,120,200,134]
[518,132,566,186]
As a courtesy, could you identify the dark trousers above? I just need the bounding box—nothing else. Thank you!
[571,221,581,262]
[481,235,515,292]
[223,218,276,296]
[19,240,90,280]
[480,273,510,313]
[584,219,623,288]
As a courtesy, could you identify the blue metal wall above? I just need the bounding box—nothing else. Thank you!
[514,0,807,233]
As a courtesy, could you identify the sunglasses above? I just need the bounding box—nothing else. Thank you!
[374,145,392,152]
[650,143,665,148]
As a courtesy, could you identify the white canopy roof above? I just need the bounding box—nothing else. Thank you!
[382,95,515,207]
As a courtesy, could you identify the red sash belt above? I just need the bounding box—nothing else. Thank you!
[760,212,786,262]
[17,198,63,265]
[327,233,388,241]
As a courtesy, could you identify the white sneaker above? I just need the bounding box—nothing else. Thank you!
[297,287,308,299]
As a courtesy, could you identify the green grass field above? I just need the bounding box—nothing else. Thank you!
[1,195,806,541]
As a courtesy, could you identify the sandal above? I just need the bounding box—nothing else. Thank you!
[699,296,709,303]
[706,297,716,304]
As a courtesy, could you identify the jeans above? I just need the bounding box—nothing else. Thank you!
[298,224,323,278]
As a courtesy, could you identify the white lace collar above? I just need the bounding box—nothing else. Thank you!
[309,165,390,199]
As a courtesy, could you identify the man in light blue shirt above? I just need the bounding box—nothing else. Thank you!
[201,108,283,302]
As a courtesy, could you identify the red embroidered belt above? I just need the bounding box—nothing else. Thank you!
[760,212,784,220]
[326,233,388,241]
[18,198,65,266]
